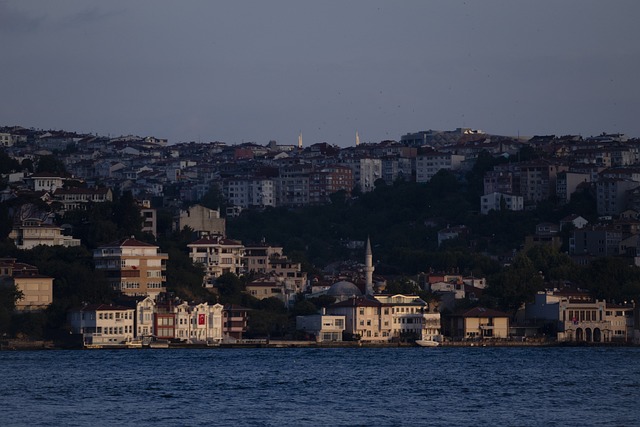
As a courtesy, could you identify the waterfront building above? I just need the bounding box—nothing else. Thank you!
[93,237,168,298]
[373,294,441,342]
[223,305,249,339]
[327,296,393,342]
[296,310,346,342]
[443,307,510,339]
[526,290,634,343]
[136,296,155,337]
[186,302,224,343]
[68,304,135,346]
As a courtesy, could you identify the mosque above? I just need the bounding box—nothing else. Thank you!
[319,237,380,302]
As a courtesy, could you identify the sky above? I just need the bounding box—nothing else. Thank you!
[1,1,639,147]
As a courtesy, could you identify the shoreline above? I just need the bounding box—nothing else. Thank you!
[1,338,636,351]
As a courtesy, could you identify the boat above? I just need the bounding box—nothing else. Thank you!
[415,339,440,347]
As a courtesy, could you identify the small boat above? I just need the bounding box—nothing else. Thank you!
[126,340,143,348]
[149,340,169,349]
[415,339,440,347]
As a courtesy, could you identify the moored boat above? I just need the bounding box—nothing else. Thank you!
[415,339,440,347]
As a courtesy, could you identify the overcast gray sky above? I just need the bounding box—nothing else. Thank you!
[2,1,639,146]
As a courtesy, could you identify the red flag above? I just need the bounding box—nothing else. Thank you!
[198,314,205,325]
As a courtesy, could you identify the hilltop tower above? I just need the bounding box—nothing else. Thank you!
[364,237,374,295]
[356,131,360,147]
[298,132,303,149]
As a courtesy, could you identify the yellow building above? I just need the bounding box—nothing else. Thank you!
[0,259,53,312]
[327,296,393,341]
[445,307,510,339]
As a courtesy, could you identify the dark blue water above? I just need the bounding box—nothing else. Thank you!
[1,347,639,426]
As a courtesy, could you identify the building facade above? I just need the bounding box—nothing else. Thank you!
[93,237,168,298]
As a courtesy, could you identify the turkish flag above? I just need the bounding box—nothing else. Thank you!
[198,314,205,325]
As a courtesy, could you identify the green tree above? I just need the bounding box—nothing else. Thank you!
[487,253,545,313]
[215,272,244,305]
[0,149,20,174]
[36,155,67,174]
[0,278,23,310]
[200,185,227,213]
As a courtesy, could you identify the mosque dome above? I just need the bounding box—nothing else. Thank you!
[327,281,362,298]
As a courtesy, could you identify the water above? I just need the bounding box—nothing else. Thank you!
[1,347,639,426]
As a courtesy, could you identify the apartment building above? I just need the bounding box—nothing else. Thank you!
[415,152,465,183]
[187,236,245,286]
[93,237,168,298]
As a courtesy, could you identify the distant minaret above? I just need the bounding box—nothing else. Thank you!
[356,131,360,147]
[298,132,303,149]
[364,237,374,295]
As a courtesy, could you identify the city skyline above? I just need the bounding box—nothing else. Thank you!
[2,1,639,146]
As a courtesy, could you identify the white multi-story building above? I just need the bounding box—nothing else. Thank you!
[296,311,346,342]
[374,294,441,341]
[480,192,524,215]
[9,219,81,249]
[225,178,276,209]
[68,304,135,346]
[187,236,245,286]
[342,158,382,193]
[415,152,464,183]
[136,297,156,337]
[596,178,640,216]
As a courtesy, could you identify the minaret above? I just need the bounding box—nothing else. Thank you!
[298,132,303,149]
[364,237,374,295]
[356,131,360,147]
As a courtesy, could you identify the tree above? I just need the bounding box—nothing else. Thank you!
[112,191,142,237]
[0,278,23,310]
[0,149,20,174]
[487,253,545,313]
[215,273,244,305]
[36,155,67,174]
[200,185,227,213]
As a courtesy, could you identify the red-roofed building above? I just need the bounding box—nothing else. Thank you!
[93,237,168,298]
